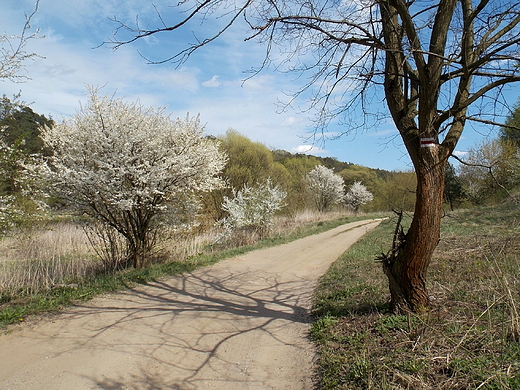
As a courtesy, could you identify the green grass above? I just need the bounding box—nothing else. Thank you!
[311,204,520,389]
[0,212,384,328]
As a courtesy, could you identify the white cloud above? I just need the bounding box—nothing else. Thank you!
[242,74,276,91]
[452,150,468,157]
[202,75,220,88]
[292,145,327,155]
[281,116,299,127]
[157,67,201,92]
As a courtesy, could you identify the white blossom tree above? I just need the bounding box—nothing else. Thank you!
[345,181,373,212]
[37,90,226,268]
[0,139,21,234]
[306,165,345,212]
[0,133,42,234]
[220,178,286,237]
[0,1,41,233]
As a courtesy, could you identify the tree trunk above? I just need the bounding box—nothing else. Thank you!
[121,209,154,269]
[383,149,447,313]
[131,230,153,269]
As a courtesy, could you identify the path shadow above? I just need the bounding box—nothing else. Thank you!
[46,266,318,389]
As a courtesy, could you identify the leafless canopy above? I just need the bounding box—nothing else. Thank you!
[109,0,520,150]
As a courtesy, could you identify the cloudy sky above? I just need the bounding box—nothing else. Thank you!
[1,0,513,171]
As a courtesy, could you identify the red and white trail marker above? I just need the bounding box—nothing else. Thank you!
[420,138,436,147]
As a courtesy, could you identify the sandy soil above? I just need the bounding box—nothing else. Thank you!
[0,219,382,390]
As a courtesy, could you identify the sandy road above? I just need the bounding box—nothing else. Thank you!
[0,219,382,390]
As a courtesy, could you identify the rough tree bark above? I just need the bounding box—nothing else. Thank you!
[382,148,448,312]
[377,0,460,312]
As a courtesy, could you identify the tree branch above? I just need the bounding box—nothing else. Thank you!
[451,153,514,198]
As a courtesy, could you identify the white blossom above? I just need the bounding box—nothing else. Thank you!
[0,195,17,234]
[36,89,226,267]
[0,137,42,234]
[345,181,373,211]
[505,149,520,186]
[220,178,286,235]
[306,165,345,212]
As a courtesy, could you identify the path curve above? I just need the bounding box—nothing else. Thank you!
[0,219,383,390]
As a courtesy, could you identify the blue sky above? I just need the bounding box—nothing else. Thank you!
[1,0,515,171]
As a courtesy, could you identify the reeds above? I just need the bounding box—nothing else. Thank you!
[0,209,352,299]
[0,222,96,295]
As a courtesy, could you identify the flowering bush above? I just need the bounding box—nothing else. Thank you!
[0,137,42,234]
[220,178,286,237]
[345,181,373,211]
[0,195,17,234]
[306,165,345,212]
[37,89,226,268]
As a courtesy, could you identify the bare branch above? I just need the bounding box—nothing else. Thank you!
[106,0,520,155]
[0,0,42,82]
[466,115,515,129]
[109,0,214,48]
[451,153,514,198]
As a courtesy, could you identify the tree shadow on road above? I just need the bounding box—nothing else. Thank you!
[56,266,318,389]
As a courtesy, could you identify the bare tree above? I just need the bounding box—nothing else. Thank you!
[109,1,520,312]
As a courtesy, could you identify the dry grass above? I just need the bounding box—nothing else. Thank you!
[312,205,520,389]
[271,209,353,236]
[0,222,97,295]
[0,222,93,263]
[0,209,354,299]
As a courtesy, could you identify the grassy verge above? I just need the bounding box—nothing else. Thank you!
[0,212,383,328]
[311,204,520,389]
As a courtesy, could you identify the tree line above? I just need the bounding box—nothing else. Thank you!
[455,101,520,205]
[0,95,414,220]
[3,93,519,230]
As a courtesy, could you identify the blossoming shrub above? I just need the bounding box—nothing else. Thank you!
[37,89,226,268]
[345,181,373,211]
[306,165,345,212]
[220,179,286,242]
[0,137,42,234]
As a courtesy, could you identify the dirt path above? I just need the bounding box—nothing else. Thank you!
[0,219,383,390]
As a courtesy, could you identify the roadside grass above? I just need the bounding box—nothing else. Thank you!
[0,210,383,328]
[311,204,520,389]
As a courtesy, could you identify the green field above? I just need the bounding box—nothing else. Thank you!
[312,204,520,389]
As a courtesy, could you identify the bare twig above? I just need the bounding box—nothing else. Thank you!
[451,153,514,198]
[0,0,42,82]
